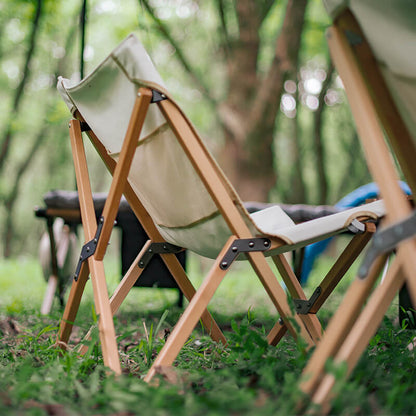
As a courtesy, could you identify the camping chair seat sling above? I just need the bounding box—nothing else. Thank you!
[299,1,416,413]
[56,34,385,378]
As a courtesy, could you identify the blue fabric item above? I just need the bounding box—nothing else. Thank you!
[299,182,411,285]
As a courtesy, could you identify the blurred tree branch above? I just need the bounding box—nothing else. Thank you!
[0,0,44,174]
[139,0,217,105]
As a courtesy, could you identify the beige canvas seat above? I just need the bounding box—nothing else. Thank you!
[56,34,385,379]
[299,1,416,413]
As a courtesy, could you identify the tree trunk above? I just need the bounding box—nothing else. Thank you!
[218,0,308,201]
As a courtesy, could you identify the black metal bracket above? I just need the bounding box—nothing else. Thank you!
[151,90,168,103]
[74,217,104,281]
[344,29,363,46]
[219,238,271,270]
[80,121,91,132]
[348,219,366,234]
[358,211,416,279]
[138,242,183,269]
[293,286,322,315]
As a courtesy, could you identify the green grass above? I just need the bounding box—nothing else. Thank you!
[0,252,415,415]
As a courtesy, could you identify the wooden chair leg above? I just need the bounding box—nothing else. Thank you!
[309,223,375,313]
[160,252,226,344]
[308,257,403,413]
[267,319,288,346]
[144,237,236,382]
[272,254,322,343]
[88,258,121,374]
[299,253,388,398]
[247,251,315,347]
[57,262,89,348]
[267,223,375,346]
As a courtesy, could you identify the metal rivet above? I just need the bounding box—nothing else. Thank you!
[249,241,255,248]
[232,246,238,252]
[264,240,270,247]
[100,218,104,223]
[221,261,228,269]
[149,249,153,253]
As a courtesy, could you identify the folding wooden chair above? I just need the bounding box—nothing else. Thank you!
[299,1,416,413]
[56,34,385,378]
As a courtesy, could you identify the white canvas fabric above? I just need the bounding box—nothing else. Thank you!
[323,0,416,144]
[57,34,385,259]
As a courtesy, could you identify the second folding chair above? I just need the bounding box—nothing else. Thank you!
[299,1,416,413]
[56,34,385,379]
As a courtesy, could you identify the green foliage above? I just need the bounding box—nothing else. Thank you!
[0,256,415,415]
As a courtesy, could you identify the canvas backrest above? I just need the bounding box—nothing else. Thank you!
[57,34,257,258]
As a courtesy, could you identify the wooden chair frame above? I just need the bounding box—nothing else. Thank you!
[299,11,416,413]
[57,84,377,380]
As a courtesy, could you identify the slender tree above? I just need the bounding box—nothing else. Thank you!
[0,0,43,175]
[313,61,334,204]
